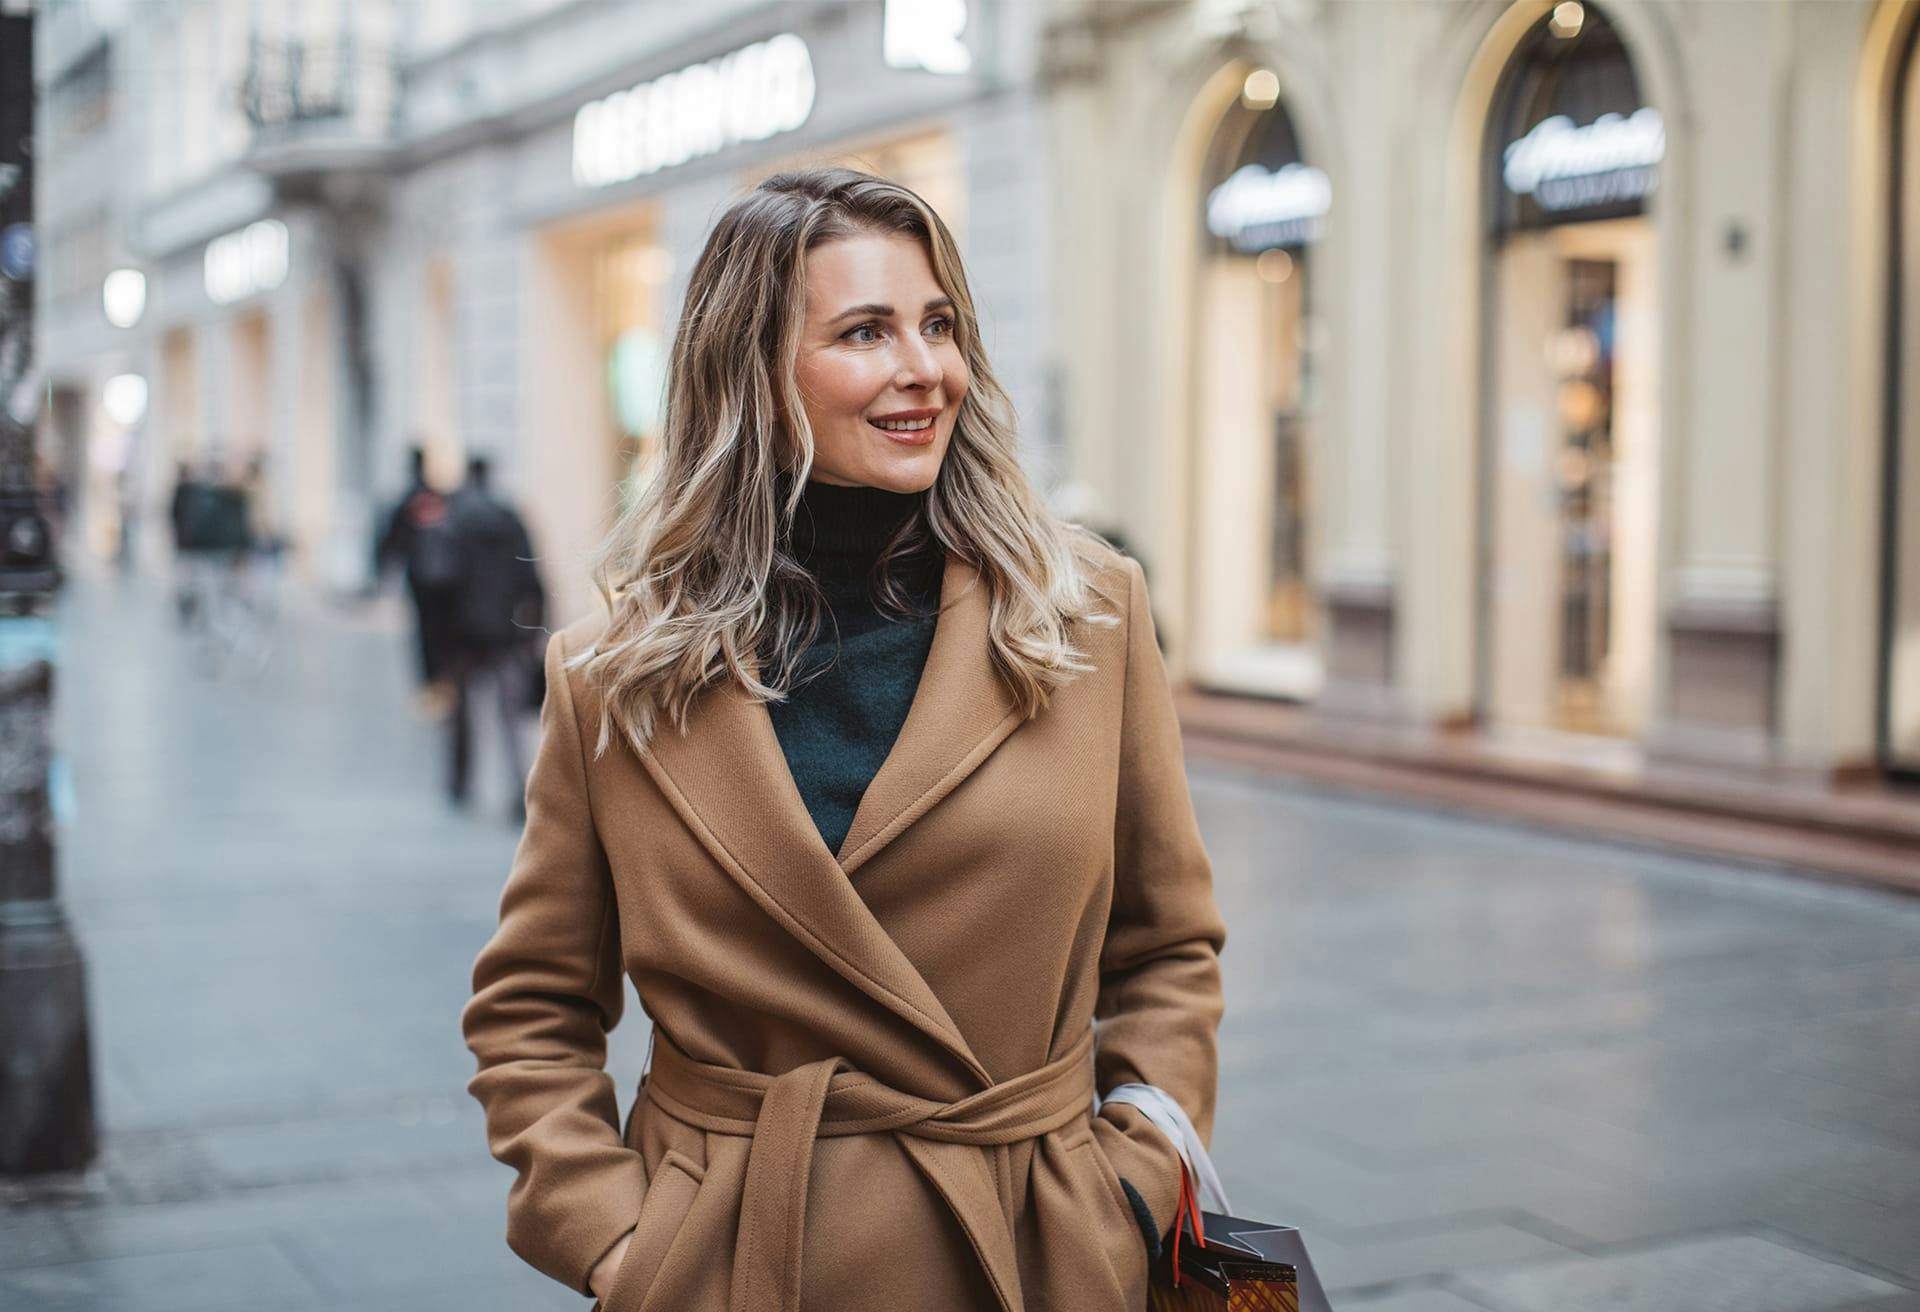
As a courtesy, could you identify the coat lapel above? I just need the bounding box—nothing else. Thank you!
[634,552,1021,1088]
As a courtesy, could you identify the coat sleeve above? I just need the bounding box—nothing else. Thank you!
[1090,555,1229,1249]
[461,629,646,1295]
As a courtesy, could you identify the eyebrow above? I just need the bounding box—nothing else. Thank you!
[827,296,955,323]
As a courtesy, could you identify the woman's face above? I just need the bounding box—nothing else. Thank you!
[792,230,970,493]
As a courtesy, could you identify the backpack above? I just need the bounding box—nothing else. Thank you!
[449,491,544,648]
[405,490,464,589]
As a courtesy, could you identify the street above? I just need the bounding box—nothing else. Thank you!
[2,566,1917,1312]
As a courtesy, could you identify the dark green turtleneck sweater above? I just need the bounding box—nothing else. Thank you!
[766,479,944,858]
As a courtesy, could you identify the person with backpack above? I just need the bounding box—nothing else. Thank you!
[171,456,256,633]
[443,454,546,817]
[376,446,464,711]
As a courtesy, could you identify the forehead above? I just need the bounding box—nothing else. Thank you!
[802,231,942,313]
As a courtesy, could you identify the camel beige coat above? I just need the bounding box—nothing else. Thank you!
[461,543,1227,1312]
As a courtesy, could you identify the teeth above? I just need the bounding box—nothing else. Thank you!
[872,417,933,431]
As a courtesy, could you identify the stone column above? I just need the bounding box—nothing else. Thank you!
[1647,6,1786,769]
[1313,1,1399,720]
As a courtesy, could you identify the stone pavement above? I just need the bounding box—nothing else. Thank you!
[2,564,1917,1311]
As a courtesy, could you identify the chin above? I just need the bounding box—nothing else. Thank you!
[872,461,942,495]
[831,441,946,494]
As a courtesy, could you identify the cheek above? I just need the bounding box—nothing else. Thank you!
[944,343,975,395]
[943,349,971,400]
[800,355,887,420]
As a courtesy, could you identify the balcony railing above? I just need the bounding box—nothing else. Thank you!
[238,31,395,178]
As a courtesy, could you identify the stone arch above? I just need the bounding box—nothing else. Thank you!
[1394,0,1693,731]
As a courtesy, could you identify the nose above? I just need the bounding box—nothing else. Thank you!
[893,331,942,391]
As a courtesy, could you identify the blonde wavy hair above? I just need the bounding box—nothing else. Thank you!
[575,166,1115,757]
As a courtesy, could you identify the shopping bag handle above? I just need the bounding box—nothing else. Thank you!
[1097,1083,1232,1214]
[1099,1083,1230,1287]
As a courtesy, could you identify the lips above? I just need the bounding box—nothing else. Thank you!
[869,418,938,446]
[866,406,943,445]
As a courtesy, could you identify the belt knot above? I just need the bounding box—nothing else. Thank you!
[642,1026,1097,1312]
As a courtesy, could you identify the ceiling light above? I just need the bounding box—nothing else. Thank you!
[1241,69,1279,110]
[1549,1,1585,38]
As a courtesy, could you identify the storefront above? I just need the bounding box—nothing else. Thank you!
[1479,1,1662,740]
[41,205,347,575]
[152,214,347,577]
[1186,70,1327,699]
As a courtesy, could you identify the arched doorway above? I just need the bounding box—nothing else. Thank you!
[1884,10,1920,776]
[1187,68,1329,700]
[1479,2,1663,739]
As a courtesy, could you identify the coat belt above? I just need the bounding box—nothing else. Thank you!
[642,1025,1098,1312]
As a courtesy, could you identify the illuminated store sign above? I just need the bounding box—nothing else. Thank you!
[1502,107,1664,212]
[1206,162,1332,253]
[204,220,289,306]
[573,34,815,188]
[884,0,971,74]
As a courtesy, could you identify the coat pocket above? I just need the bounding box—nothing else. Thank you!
[1068,1128,1150,1305]
[598,1149,705,1312]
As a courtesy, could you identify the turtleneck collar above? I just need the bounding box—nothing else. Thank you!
[783,476,930,578]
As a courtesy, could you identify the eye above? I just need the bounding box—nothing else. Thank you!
[843,321,883,343]
[926,316,955,337]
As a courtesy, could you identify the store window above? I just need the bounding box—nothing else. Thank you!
[524,199,670,625]
[160,326,201,462]
[1187,72,1327,699]
[1884,18,1920,775]
[1481,2,1661,739]
[231,310,271,465]
[593,228,673,511]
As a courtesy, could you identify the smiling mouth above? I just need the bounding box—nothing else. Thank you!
[865,409,942,445]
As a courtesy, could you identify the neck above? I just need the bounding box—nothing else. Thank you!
[783,476,928,578]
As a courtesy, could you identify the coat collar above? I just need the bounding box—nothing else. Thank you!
[633,552,1021,1087]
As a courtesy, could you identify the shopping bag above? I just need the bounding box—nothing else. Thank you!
[1100,1085,1332,1312]
[1144,1200,1331,1311]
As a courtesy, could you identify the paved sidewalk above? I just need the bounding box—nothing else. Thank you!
[1,565,1917,1312]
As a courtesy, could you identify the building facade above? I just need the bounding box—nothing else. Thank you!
[1045,0,1920,786]
[33,0,1920,792]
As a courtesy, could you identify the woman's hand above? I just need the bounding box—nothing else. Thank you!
[589,1228,634,1301]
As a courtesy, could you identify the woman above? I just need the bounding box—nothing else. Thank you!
[461,166,1226,1312]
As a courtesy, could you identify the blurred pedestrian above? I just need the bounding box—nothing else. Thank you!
[170,457,251,630]
[113,461,140,574]
[167,460,192,541]
[443,454,545,817]
[167,460,199,623]
[376,445,463,715]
